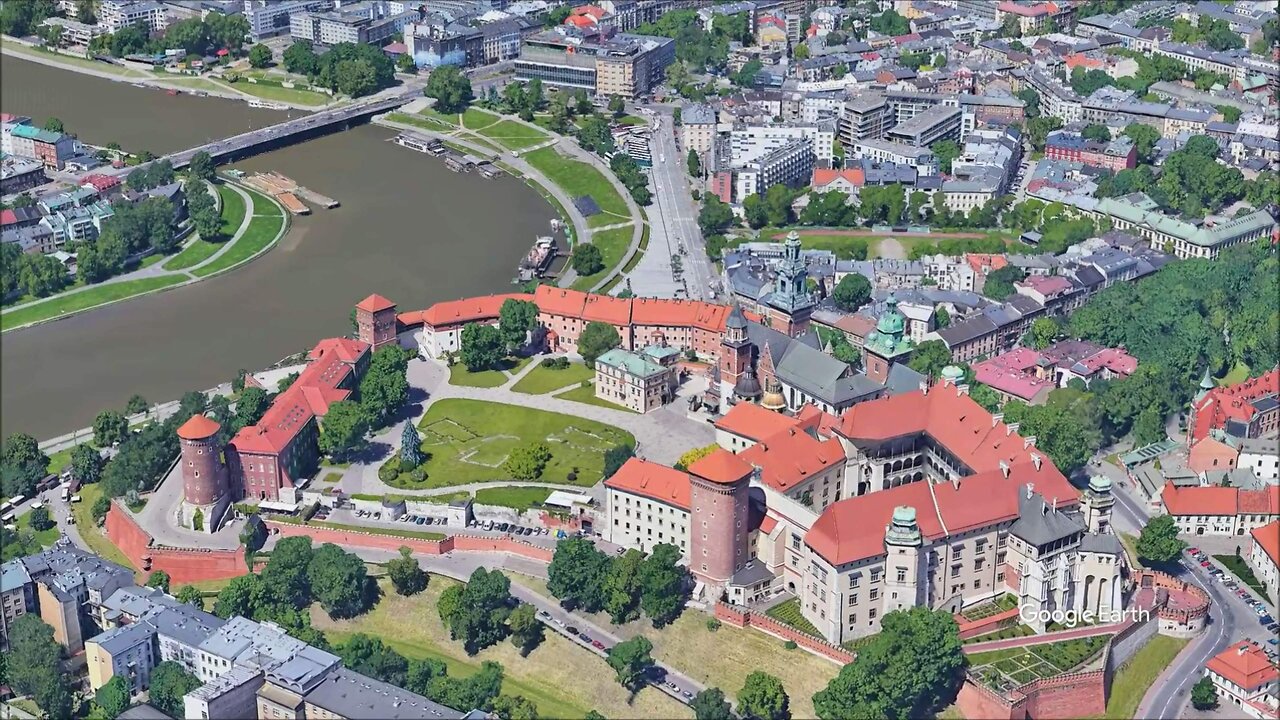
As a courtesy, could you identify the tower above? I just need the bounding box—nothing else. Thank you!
[176,414,229,533]
[1081,475,1115,535]
[762,231,816,337]
[882,506,925,615]
[687,449,754,597]
[862,293,915,384]
[720,306,757,405]
[355,294,398,351]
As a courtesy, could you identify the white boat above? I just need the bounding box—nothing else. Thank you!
[247,99,290,110]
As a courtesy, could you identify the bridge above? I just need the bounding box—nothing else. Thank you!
[115,92,414,174]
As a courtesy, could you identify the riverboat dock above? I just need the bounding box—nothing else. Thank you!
[242,171,338,213]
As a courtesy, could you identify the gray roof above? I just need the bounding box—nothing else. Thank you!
[302,667,466,719]
[92,619,156,655]
[885,363,926,395]
[683,103,716,125]
[1079,533,1123,555]
[116,705,172,719]
[1009,491,1084,548]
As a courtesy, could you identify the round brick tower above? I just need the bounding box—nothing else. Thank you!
[688,449,754,593]
[177,414,226,506]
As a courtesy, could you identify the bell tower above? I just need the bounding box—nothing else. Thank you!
[763,232,816,337]
[1081,475,1115,535]
[882,506,926,615]
[355,294,398,351]
[720,305,755,404]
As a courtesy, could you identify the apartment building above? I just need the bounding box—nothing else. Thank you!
[733,139,816,200]
[604,458,692,555]
[1045,131,1137,171]
[885,105,962,147]
[852,139,939,176]
[515,28,674,98]
[289,8,412,46]
[243,1,332,40]
[681,103,718,159]
[838,93,893,146]
[730,122,836,164]
[1092,194,1276,260]
[1248,521,1279,601]
[98,0,168,33]
[1160,483,1280,537]
[1015,67,1083,124]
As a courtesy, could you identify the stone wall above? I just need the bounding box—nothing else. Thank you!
[264,521,555,563]
[956,606,1021,640]
[105,503,248,584]
[955,661,1108,720]
[714,602,854,665]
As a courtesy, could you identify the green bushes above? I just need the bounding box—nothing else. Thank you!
[541,357,571,370]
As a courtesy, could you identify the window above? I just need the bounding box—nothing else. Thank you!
[848,594,858,606]
[869,588,879,600]
[849,573,861,589]
[950,564,961,578]
[869,608,877,620]
[896,568,906,583]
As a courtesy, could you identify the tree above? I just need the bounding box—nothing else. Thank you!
[690,688,734,720]
[548,537,612,612]
[7,615,71,719]
[1191,677,1218,711]
[70,443,103,486]
[401,423,423,469]
[503,442,552,481]
[309,543,370,618]
[499,299,538,351]
[149,661,201,718]
[1080,124,1111,142]
[438,584,464,626]
[934,306,950,329]
[94,675,131,720]
[1026,317,1059,350]
[1122,123,1160,163]
[425,65,474,114]
[578,321,621,367]
[732,58,763,88]
[15,252,68,299]
[261,536,314,607]
[699,196,736,236]
[317,400,367,461]
[447,568,514,654]
[490,694,540,720]
[831,274,871,312]
[1025,116,1063,152]
[870,9,911,36]
[460,323,505,372]
[606,636,655,692]
[743,193,767,229]
[930,140,960,174]
[338,634,409,687]
[603,445,634,479]
[607,94,626,118]
[248,43,272,68]
[1,433,49,498]
[1135,515,1186,564]
[577,114,615,155]
[814,608,963,720]
[27,506,52,532]
[982,265,1025,300]
[508,603,545,657]
[675,444,717,470]
[187,150,215,182]
[638,543,687,627]
[175,584,203,606]
[283,41,319,75]
[687,149,701,177]
[94,410,130,447]
[764,184,796,227]
[235,386,269,430]
[146,570,171,593]
[42,117,64,134]
[571,243,604,276]
[125,394,149,415]
[359,345,411,428]
[604,549,644,623]
[397,52,417,74]
[907,340,952,381]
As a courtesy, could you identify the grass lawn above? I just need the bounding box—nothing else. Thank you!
[571,224,634,290]
[218,79,331,106]
[191,189,285,278]
[316,577,688,719]
[647,610,837,719]
[416,107,462,128]
[1,275,188,332]
[386,112,451,134]
[138,253,165,268]
[448,356,531,388]
[1101,635,1188,719]
[461,107,501,129]
[473,486,552,511]
[7,699,43,717]
[72,484,137,571]
[764,598,822,637]
[165,184,246,270]
[1218,361,1251,386]
[396,399,634,489]
[4,42,145,77]
[47,446,76,475]
[524,146,629,219]
[511,361,594,394]
[1,506,61,561]
[474,119,551,152]
[555,383,636,413]
[1215,554,1274,604]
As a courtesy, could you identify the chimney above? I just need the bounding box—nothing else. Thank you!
[1030,453,1042,470]
[1024,436,1037,449]
[1000,460,1010,478]
[1051,496,1057,511]
[1025,482,1034,499]
[957,383,970,396]
[992,413,1004,428]
[1007,422,1019,436]
[920,379,930,395]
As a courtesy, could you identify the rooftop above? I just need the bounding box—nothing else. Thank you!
[1207,642,1279,691]
[604,458,690,509]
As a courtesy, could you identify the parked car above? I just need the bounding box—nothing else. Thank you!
[1200,560,1211,567]
[415,517,426,525]
[566,626,579,635]
[592,640,605,649]
[578,633,591,643]
[1187,547,1200,555]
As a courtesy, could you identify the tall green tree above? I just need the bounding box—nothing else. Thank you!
[309,543,370,618]
[638,543,687,627]
[319,401,370,462]
[508,603,545,657]
[547,537,612,612]
[187,150,216,182]
[603,549,645,624]
[606,636,655,692]
[1191,677,1218,710]
[359,345,411,428]
[401,423,423,468]
[70,443,104,485]
[147,570,171,593]
[94,676,131,720]
[691,687,734,720]
[498,299,539,351]
[739,671,789,720]
[831,274,871,312]
[460,323,505,372]
[248,43,272,68]
[906,340,952,381]
[447,568,514,655]
[813,608,964,720]
[425,65,474,113]
[1,433,49,498]
[148,662,201,719]
[571,243,604,276]
[1135,515,1186,564]
[578,321,621,367]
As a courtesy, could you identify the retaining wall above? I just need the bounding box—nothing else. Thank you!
[955,662,1108,720]
[714,602,854,665]
[956,606,1022,640]
[105,503,248,584]
[264,521,554,563]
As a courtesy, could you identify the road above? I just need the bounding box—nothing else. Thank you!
[1107,472,1240,720]
[640,106,720,302]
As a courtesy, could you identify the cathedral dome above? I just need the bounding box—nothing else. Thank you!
[876,293,905,336]
[761,389,787,411]
[734,372,763,400]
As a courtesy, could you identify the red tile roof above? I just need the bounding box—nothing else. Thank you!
[739,426,845,492]
[812,168,865,188]
[0,210,16,227]
[1161,484,1243,516]
[534,285,590,318]
[176,414,221,440]
[81,174,121,192]
[965,253,1008,274]
[836,386,1053,475]
[759,515,778,534]
[807,482,941,565]
[1207,642,1279,691]
[581,293,633,326]
[356,294,397,313]
[414,293,532,329]
[1252,521,1280,567]
[714,403,800,443]
[1188,437,1238,473]
[795,404,841,438]
[604,458,690,509]
[690,448,754,485]
[1239,486,1280,515]
[230,337,368,455]
[1191,368,1280,441]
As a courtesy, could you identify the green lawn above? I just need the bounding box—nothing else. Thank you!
[448,356,530,388]
[47,446,76,475]
[1215,554,1274,604]
[3,42,145,77]
[1,275,188,332]
[71,484,137,571]
[555,383,636,413]
[218,79,331,106]
[524,146,629,218]
[391,399,633,489]
[165,184,246,270]
[191,189,286,277]
[474,486,552,511]
[764,598,822,637]
[138,253,165,268]
[571,224,634,290]
[1102,635,1188,719]
[310,520,445,541]
[319,577,689,719]
[474,119,551,151]
[1218,361,1251,386]
[1,504,61,561]
[461,107,501,129]
[511,361,594,394]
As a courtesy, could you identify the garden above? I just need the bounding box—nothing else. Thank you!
[968,634,1109,693]
[380,399,633,489]
[764,598,822,637]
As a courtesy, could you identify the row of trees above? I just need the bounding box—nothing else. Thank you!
[280,41,396,98]
[317,344,413,461]
[546,537,688,627]
[457,299,539,372]
[87,12,248,59]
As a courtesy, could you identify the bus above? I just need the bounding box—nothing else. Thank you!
[0,495,24,516]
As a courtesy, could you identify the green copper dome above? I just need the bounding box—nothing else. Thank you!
[876,294,905,336]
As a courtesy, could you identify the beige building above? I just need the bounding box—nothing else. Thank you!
[681,103,718,160]
[1248,521,1279,600]
[593,346,680,413]
[603,458,692,555]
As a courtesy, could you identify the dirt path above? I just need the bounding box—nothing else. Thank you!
[769,228,992,239]
[878,238,906,259]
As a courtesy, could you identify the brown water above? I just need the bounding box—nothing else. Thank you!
[1,56,553,439]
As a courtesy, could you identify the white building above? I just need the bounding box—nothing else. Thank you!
[1248,521,1279,601]
[98,0,169,33]
[1237,437,1280,484]
[242,0,331,40]
[852,138,939,176]
[733,139,816,200]
[730,123,836,165]
[1204,642,1280,720]
[603,458,691,555]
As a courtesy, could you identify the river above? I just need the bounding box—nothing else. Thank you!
[1,56,554,439]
